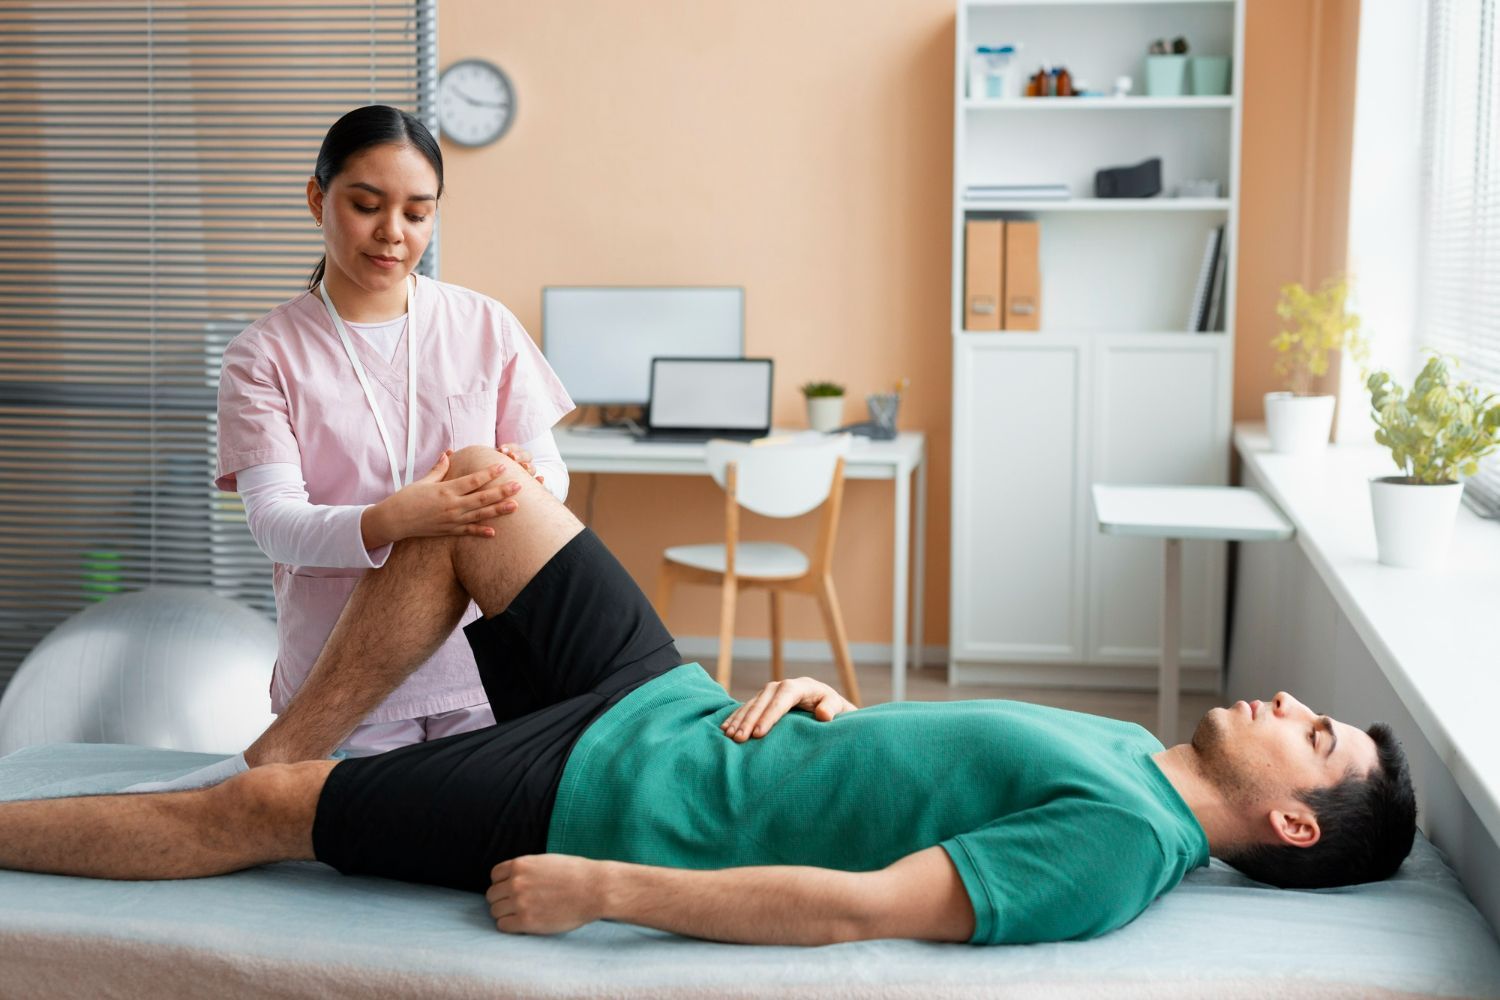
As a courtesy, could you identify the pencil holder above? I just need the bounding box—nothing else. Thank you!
[866,393,900,440]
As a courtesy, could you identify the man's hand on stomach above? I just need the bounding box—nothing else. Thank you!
[719,677,857,743]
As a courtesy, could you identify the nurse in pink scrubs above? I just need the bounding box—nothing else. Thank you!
[217,105,574,757]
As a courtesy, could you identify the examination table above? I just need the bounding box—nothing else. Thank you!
[0,744,1496,1000]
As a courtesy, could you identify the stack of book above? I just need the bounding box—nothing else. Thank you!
[965,183,1070,201]
[1187,224,1229,333]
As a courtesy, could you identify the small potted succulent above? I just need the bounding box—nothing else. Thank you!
[1366,354,1500,568]
[1266,275,1366,454]
[801,381,846,433]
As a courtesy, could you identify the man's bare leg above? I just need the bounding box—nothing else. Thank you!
[0,447,586,881]
[0,761,334,880]
[246,445,584,766]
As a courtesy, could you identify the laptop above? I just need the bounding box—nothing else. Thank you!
[638,357,774,442]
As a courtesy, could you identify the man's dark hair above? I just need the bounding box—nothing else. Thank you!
[1223,723,1417,889]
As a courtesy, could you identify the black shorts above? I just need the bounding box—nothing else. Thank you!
[310,527,681,894]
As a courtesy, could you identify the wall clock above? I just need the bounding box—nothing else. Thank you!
[438,58,515,147]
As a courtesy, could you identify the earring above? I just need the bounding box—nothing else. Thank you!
[315,219,323,228]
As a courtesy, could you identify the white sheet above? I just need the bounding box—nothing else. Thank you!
[0,744,1495,1000]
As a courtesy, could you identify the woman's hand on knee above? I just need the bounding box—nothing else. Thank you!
[361,450,524,547]
[498,442,543,486]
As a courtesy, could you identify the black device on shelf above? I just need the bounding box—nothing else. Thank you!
[1094,157,1163,199]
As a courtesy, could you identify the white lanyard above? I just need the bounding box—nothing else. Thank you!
[318,275,417,495]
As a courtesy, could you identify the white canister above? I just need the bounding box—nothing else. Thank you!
[969,49,989,99]
[1368,477,1465,569]
[806,395,845,433]
[1264,392,1336,454]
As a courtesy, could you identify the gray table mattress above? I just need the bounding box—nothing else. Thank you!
[0,743,1496,1000]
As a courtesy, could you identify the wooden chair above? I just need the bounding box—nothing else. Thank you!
[655,435,860,705]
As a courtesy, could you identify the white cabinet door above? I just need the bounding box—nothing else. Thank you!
[952,338,1088,662]
[1087,339,1229,667]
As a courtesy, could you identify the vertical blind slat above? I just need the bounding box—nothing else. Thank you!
[1420,0,1500,514]
[0,1,439,690]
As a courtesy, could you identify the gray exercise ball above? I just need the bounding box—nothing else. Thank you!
[0,586,277,756]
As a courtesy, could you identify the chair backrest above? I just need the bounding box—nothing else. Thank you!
[705,434,852,518]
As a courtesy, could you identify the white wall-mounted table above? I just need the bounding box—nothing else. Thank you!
[555,428,928,701]
[1091,484,1294,743]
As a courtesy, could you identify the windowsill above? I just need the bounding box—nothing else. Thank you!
[1234,424,1500,845]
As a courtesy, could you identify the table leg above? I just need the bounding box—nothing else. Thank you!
[1159,538,1182,744]
[891,469,910,703]
[911,456,927,672]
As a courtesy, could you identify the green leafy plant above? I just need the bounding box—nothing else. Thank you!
[800,381,845,398]
[1272,275,1367,395]
[1367,354,1500,484]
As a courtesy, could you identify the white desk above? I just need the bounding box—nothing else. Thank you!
[555,428,928,701]
[1092,484,1295,742]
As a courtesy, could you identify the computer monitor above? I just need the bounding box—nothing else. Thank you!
[541,286,744,406]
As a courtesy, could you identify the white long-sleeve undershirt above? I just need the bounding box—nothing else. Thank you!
[235,430,570,570]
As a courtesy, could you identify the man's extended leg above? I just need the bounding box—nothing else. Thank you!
[0,761,333,880]
[246,445,584,766]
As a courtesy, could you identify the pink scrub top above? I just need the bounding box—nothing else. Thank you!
[215,273,574,723]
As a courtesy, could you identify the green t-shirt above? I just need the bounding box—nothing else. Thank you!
[547,664,1208,945]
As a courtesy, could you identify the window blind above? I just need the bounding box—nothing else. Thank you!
[1419,0,1500,512]
[0,1,439,690]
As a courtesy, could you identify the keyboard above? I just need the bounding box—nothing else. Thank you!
[632,428,764,443]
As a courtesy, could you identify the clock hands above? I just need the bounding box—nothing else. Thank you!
[448,86,509,110]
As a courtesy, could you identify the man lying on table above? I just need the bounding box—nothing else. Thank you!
[0,445,1417,945]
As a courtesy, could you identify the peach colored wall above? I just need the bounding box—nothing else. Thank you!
[1234,0,1360,416]
[437,1,956,652]
[437,0,1359,651]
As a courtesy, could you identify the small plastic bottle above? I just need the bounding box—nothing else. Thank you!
[1027,65,1047,98]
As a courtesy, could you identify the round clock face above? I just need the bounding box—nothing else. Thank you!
[438,59,515,147]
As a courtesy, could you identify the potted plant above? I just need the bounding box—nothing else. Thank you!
[1366,354,1500,568]
[801,381,845,433]
[1266,275,1366,454]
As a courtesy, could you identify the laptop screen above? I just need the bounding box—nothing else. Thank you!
[648,358,773,432]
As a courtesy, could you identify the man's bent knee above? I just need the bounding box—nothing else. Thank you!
[214,761,335,850]
[447,444,516,483]
[445,444,563,523]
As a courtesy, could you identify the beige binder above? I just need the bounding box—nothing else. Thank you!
[1003,220,1041,331]
[964,220,1003,331]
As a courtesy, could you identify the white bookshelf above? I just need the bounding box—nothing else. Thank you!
[960,197,1230,211]
[948,0,1243,691]
[964,96,1234,110]
[968,0,1233,8]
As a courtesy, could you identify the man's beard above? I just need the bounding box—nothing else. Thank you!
[1191,708,1226,758]
[1190,708,1262,807]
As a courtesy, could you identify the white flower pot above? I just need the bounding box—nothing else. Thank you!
[1264,392,1336,454]
[805,395,845,433]
[1369,477,1464,569]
